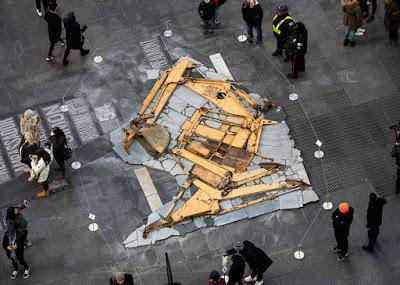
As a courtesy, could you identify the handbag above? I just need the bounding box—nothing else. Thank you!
[63,147,72,160]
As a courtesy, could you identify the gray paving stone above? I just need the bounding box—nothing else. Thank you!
[278,190,304,210]
[213,209,248,226]
[245,200,280,218]
[302,189,319,204]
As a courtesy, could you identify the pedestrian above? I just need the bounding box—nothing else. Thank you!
[44,2,64,62]
[29,147,53,198]
[208,270,226,285]
[35,0,48,17]
[227,253,245,285]
[365,0,378,22]
[242,0,264,44]
[332,202,354,261]
[363,193,387,251]
[285,22,308,79]
[46,127,69,173]
[271,5,294,56]
[391,141,400,193]
[198,0,216,34]
[20,109,41,146]
[19,133,39,176]
[2,227,31,279]
[224,240,272,285]
[212,0,227,25]
[382,0,400,46]
[109,272,134,285]
[63,12,90,66]
[341,0,363,47]
[5,200,32,249]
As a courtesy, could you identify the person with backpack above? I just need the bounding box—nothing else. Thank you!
[46,127,69,173]
[199,0,216,34]
[332,202,354,261]
[28,147,53,198]
[382,0,400,46]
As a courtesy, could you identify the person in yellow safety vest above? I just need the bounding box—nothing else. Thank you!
[272,5,294,56]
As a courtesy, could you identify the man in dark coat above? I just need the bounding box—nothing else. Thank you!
[332,202,354,261]
[242,0,264,44]
[198,0,216,34]
[109,272,134,285]
[272,5,294,56]
[62,12,90,66]
[363,193,387,251]
[224,240,272,285]
[228,253,245,285]
[285,22,308,79]
[44,3,63,61]
[391,142,400,193]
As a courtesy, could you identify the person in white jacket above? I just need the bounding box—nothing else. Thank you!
[28,148,53,198]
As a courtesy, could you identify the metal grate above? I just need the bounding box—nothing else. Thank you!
[322,89,352,111]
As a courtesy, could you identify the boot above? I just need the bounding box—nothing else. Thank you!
[80,49,90,56]
[36,191,49,198]
[343,39,350,46]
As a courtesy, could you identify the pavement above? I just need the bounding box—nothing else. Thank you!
[0,0,399,284]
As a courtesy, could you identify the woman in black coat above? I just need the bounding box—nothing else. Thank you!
[44,3,63,61]
[46,127,68,173]
[62,12,90,66]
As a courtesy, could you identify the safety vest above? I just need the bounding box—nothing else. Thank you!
[272,15,294,35]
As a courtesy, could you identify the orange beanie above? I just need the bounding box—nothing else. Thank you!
[339,203,349,214]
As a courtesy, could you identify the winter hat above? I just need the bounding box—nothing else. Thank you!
[209,270,221,282]
[234,241,244,251]
[369,193,377,201]
[338,203,349,214]
[277,4,290,12]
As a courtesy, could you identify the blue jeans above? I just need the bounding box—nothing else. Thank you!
[246,23,262,42]
[201,19,214,31]
[344,27,356,42]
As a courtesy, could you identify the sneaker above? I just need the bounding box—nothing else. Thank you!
[332,247,341,252]
[338,253,349,261]
[244,275,257,282]
[254,281,264,285]
[10,270,19,280]
[25,240,33,247]
[46,56,54,61]
[349,41,356,47]
[362,245,373,251]
[357,28,366,33]
[36,9,42,17]
[343,39,350,46]
[23,268,30,279]
[80,49,90,56]
[36,191,49,198]
[214,19,220,25]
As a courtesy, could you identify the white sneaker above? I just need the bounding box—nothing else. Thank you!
[244,275,257,282]
[23,268,30,279]
[36,9,42,17]
[357,28,365,33]
[255,281,264,285]
[46,56,54,61]
[10,270,19,280]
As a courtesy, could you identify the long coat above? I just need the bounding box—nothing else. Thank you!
[342,0,363,29]
[63,12,83,49]
[367,197,387,227]
[31,148,53,183]
[44,11,62,42]
[383,0,400,31]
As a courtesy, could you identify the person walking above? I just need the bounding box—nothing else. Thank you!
[341,0,363,47]
[63,12,90,66]
[2,227,31,279]
[382,0,400,46]
[391,141,400,193]
[198,0,216,34]
[208,270,226,285]
[35,0,48,17]
[29,147,53,198]
[285,22,308,79]
[332,202,354,261]
[272,5,294,56]
[365,0,378,22]
[44,3,64,62]
[46,127,69,173]
[109,272,134,285]
[363,193,387,251]
[242,0,264,44]
[224,240,272,285]
[212,0,227,25]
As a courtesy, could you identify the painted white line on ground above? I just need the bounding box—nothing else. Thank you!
[209,53,234,81]
[134,167,163,211]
